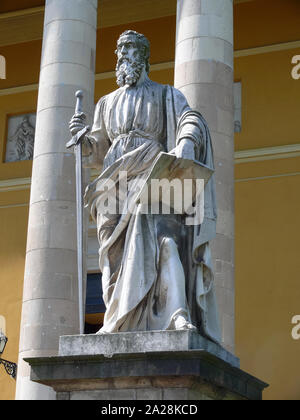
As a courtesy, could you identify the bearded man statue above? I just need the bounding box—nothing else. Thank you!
[69,30,221,343]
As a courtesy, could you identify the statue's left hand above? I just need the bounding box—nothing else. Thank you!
[170,138,195,171]
[174,138,195,161]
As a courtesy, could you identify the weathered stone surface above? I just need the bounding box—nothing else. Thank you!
[59,330,240,368]
[5,114,36,163]
[25,339,268,400]
[76,30,220,343]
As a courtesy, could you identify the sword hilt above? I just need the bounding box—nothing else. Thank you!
[75,90,84,115]
[66,91,89,149]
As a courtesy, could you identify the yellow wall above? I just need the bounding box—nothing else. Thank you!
[235,158,300,400]
[234,48,300,151]
[233,0,300,400]
[0,38,37,399]
[0,191,29,400]
[95,16,176,75]
[0,1,44,14]
[234,0,300,50]
[1,0,300,400]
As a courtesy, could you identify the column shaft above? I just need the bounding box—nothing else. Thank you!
[175,0,235,352]
[16,0,98,400]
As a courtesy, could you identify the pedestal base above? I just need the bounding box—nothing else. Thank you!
[25,331,268,400]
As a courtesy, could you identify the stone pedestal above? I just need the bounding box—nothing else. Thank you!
[25,331,267,400]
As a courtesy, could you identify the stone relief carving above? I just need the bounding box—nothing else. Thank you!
[5,113,36,163]
[0,315,6,336]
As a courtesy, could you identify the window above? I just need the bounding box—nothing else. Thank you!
[85,273,105,333]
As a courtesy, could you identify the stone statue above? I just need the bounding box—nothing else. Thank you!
[69,30,221,343]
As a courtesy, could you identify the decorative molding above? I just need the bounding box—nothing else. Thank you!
[1,33,300,97]
[0,6,44,20]
[236,171,300,183]
[0,202,29,209]
[92,144,300,171]
[235,144,300,164]
[1,146,299,193]
[0,177,31,192]
[0,0,177,47]
[0,6,44,47]
[0,62,174,97]
[0,0,291,56]
[235,40,300,58]
[0,83,38,97]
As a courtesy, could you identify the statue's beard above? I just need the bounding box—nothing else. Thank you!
[116,57,145,87]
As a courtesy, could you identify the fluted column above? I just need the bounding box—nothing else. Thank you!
[16,0,98,400]
[175,0,235,353]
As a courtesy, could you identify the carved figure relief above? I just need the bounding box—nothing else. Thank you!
[5,114,36,162]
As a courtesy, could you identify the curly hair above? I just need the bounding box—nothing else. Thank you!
[116,30,150,74]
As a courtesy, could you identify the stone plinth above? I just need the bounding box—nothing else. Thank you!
[59,330,239,367]
[25,331,267,400]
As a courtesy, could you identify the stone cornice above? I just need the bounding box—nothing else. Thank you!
[0,0,257,48]
[235,144,300,164]
[0,0,176,47]
[0,143,299,194]
[1,35,300,97]
[235,40,300,58]
[0,177,31,192]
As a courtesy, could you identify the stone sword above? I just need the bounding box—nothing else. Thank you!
[66,91,90,335]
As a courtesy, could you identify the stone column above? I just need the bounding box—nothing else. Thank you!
[16,0,98,400]
[175,0,235,353]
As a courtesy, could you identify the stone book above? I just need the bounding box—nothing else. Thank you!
[136,151,214,213]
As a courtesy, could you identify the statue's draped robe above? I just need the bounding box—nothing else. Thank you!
[83,77,221,343]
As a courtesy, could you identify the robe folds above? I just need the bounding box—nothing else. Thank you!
[83,76,221,343]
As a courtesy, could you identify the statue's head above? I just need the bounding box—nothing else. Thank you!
[115,30,150,87]
[21,116,30,126]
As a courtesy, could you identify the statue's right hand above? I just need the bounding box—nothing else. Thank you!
[69,112,87,136]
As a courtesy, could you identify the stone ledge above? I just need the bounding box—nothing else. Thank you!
[58,330,240,368]
[25,347,268,400]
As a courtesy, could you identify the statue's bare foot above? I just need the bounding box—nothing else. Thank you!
[96,329,107,335]
[174,315,197,331]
